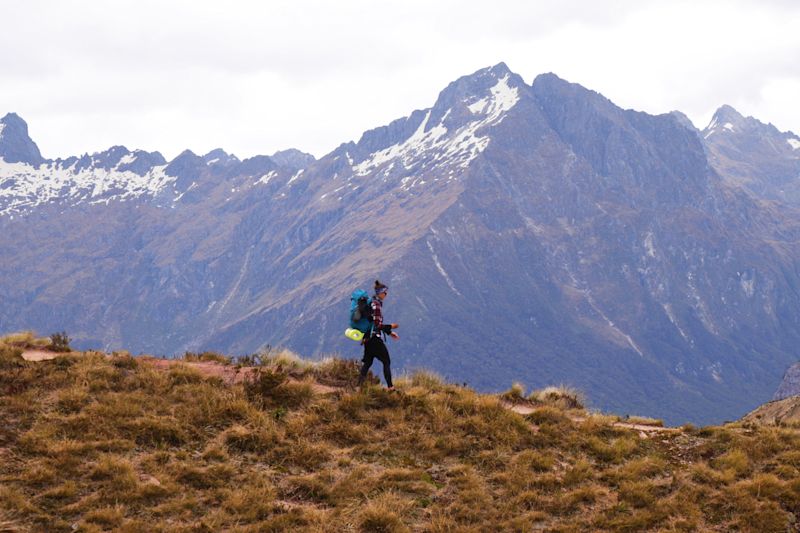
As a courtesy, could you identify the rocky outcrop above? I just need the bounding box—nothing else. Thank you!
[270,149,315,172]
[0,113,45,165]
[773,363,800,401]
[742,395,800,426]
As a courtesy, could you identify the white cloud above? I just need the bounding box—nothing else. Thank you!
[1,0,799,160]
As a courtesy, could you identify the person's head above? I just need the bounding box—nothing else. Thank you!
[374,280,388,300]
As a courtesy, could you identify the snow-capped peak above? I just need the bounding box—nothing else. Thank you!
[351,67,523,180]
[703,105,745,138]
[465,74,520,121]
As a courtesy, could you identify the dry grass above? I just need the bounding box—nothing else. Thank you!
[500,381,527,402]
[313,357,363,387]
[0,331,51,348]
[182,350,231,364]
[1,331,800,531]
[258,346,315,371]
[624,415,664,427]
[529,384,585,410]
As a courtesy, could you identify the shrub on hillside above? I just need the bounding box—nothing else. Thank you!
[258,346,313,373]
[500,382,526,402]
[49,331,72,353]
[529,385,585,410]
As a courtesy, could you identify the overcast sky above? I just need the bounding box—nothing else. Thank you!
[2,0,799,160]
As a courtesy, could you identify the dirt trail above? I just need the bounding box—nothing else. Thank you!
[142,357,258,384]
[504,402,677,434]
[141,357,340,395]
[20,349,64,362]
[21,351,676,433]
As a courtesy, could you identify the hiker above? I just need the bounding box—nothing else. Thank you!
[357,280,399,389]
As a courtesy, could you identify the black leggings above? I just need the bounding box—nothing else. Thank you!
[358,335,392,387]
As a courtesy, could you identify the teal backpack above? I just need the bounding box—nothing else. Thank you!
[349,289,373,334]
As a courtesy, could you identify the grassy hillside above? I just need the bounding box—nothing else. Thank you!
[1,333,799,532]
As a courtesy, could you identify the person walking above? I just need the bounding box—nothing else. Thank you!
[358,280,399,389]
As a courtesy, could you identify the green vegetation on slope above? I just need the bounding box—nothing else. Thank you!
[1,334,800,532]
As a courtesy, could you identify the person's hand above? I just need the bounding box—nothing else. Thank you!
[391,323,399,329]
[390,332,400,340]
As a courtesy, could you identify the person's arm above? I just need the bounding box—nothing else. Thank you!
[372,300,398,337]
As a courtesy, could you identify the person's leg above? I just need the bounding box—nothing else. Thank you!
[374,339,393,388]
[358,338,376,386]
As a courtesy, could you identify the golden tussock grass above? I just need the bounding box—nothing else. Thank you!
[624,415,664,427]
[529,384,585,410]
[2,331,800,531]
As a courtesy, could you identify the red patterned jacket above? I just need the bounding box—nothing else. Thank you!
[370,297,393,338]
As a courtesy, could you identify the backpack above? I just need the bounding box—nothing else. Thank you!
[349,289,373,334]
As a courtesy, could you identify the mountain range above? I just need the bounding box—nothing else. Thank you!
[2,63,800,425]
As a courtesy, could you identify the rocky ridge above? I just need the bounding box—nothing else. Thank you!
[774,363,800,401]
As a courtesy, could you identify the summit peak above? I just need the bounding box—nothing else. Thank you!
[482,62,513,78]
[0,112,45,166]
[428,63,526,125]
[270,148,315,172]
[203,148,239,166]
[1,112,26,126]
[704,105,745,133]
[713,104,743,120]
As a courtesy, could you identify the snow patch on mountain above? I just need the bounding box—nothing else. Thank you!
[286,169,304,186]
[662,303,691,343]
[427,239,461,296]
[257,170,278,185]
[0,159,176,216]
[468,98,489,114]
[788,138,800,150]
[117,153,137,167]
[703,116,736,138]
[353,110,444,176]
[644,232,657,258]
[484,74,520,120]
[353,75,520,179]
[740,274,755,297]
